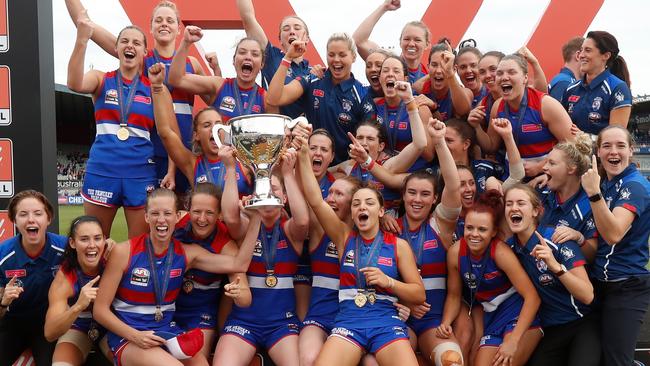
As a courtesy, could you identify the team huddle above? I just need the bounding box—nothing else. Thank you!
[0,0,647,366]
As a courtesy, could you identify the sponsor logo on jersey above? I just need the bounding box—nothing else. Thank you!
[105,89,119,105]
[338,113,351,124]
[130,267,150,286]
[398,121,408,130]
[588,112,601,122]
[592,96,602,110]
[341,99,352,112]
[378,256,392,266]
[134,95,151,104]
[521,124,543,133]
[560,246,575,260]
[325,241,338,258]
[538,273,554,286]
[568,95,580,103]
[253,240,262,256]
[277,240,288,250]
[170,268,183,278]
[343,249,354,266]
[4,269,25,278]
[484,270,500,280]
[615,90,625,103]
[219,96,236,113]
[535,259,548,272]
[313,89,324,97]
[423,239,438,250]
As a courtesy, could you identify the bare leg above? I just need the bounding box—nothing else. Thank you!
[83,201,117,237]
[299,326,327,366]
[211,334,256,366]
[314,336,363,366]
[268,334,300,366]
[123,207,148,238]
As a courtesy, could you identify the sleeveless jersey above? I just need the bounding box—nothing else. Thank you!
[112,234,187,330]
[173,215,231,316]
[89,71,156,179]
[230,220,300,324]
[193,155,253,196]
[305,234,340,322]
[212,78,266,124]
[144,50,195,157]
[421,82,454,121]
[62,267,99,332]
[336,231,403,329]
[319,172,336,199]
[496,87,556,161]
[408,63,428,86]
[349,159,401,210]
[472,85,489,108]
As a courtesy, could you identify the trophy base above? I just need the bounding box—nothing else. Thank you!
[244,196,284,209]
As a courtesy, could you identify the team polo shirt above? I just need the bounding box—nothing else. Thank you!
[538,187,596,240]
[297,71,374,164]
[261,42,310,118]
[562,69,632,135]
[0,233,67,319]
[593,164,650,281]
[548,67,576,102]
[507,226,589,327]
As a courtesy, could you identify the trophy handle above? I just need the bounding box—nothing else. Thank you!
[285,116,308,131]
[211,124,231,149]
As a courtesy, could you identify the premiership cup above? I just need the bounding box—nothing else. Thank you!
[212,114,306,208]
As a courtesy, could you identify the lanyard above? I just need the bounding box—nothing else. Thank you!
[116,70,140,129]
[145,237,175,310]
[354,231,384,289]
[464,239,492,312]
[402,217,427,268]
[151,49,171,86]
[259,221,281,273]
[233,79,258,116]
[382,100,406,152]
[503,88,528,146]
[200,156,227,191]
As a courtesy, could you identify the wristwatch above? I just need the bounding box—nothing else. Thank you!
[589,193,603,202]
[554,264,568,277]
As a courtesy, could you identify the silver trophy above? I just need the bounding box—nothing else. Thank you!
[212,114,305,208]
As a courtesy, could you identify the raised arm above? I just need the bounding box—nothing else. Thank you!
[518,47,547,92]
[188,213,261,274]
[442,51,473,117]
[65,0,118,57]
[168,26,222,100]
[492,118,525,189]
[280,149,310,249]
[297,137,350,253]
[67,14,103,95]
[236,0,269,48]
[351,0,400,60]
[265,41,306,107]
[348,132,407,189]
[150,63,195,180]
[220,146,249,240]
[483,100,506,153]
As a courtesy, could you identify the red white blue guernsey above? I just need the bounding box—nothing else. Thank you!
[111,234,186,330]
[421,83,454,121]
[229,220,299,324]
[62,267,102,333]
[408,63,428,86]
[398,218,447,329]
[89,71,156,179]
[319,172,336,199]
[173,215,231,329]
[472,85,489,108]
[304,234,340,329]
[594,164,650,281]
[144,50,195,156]
[349,159,401,210]
[193,155,253,196]
[496,87,556,162]
[212,78,265,124]
[374,98,429,172]
[336,231,403,329]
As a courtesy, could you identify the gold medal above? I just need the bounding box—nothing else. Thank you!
[367,292,376,305]
[154,306,163,322]
[117,127,129,141]
[265,274,278,288]
[183,279,194,294]
[87,326,99,342]
[354,292,367,307]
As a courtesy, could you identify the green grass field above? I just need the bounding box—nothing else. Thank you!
[58,205,129,242]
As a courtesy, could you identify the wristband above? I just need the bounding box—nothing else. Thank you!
[387,276,395,289]
[361,155,372,169]
[405,98,416,105]
[0,303,8,309]
[280,58,291,68]
[365,160,376,171]
[577,233,586,247]
[588,193,602,202]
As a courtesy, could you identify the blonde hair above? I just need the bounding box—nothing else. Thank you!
[401,21,431,44]
[553,132,593,176]
[151,0,180,24]
[327,32,357,59]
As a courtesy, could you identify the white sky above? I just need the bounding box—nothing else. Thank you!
[52,0,650,96]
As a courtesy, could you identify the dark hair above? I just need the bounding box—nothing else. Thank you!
[456,46,482,63]
[500,54,528,74]
[356,119,388,145]
[467,189,503,225]
[191,107,221,154]
[355,184,385,209]
[428,43,451,64]
[562,36,584,63]
[480,50,505,63]
[596,125,635,149]
[62,216,104,272]
[504,184,543,225]
[188,182,221,210]
[278,15,310,38]
[446,118,476,149]
[586,31,630,87]
[116,25,148,50]
[145,188,178,211]
[234,37,266,64]
[381,55,408,78]
[309,128,336,152]
[7,190,54,222]
[402,170,439,211]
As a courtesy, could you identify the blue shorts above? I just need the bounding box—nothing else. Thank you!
[107,322,183,365]
[407,314,442,336]
[82,172,156,209]
[222,318,300,351]
[154,156,190,195]
[330,324,409,354]
[294,241,312,285]
[480,317,542,348]
[173,309,217,330]
[302,317,334,333]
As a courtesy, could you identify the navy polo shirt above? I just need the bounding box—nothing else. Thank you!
[562,69,632,135]
[297,71,374,164]
[261,42,310,119]
[0,232,67,320]
[548,67,576,102]
[508,226,590,327]
[472,159,503,194]
[593,164,650,281]
[539,187,596,241]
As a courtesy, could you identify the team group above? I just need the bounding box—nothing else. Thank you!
[0,1,647,366]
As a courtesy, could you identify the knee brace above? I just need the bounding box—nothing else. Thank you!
[431,341,464,366]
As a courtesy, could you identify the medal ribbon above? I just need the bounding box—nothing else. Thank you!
[502,88,528,147]
[382,100,406,153]
[116,70,141,131]
[145,237,175,316]
[233,79,258,116]
[259,221,281,274]
[464,239,492,311]
[76,270,98,336]
[354,231,384,290]
[200,156,227,192]
[401,217,427,268]
[152,49,172,87]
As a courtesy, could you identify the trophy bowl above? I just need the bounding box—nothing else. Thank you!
[212,114,305,208]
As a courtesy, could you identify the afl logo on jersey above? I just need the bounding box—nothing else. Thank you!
[325,242,338,258]
[344,250,354,266]
[105,89,119,105]
[253,240,262,256]
[219,96,236,113]
[197,175,208,183]
[130,267,150,286]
